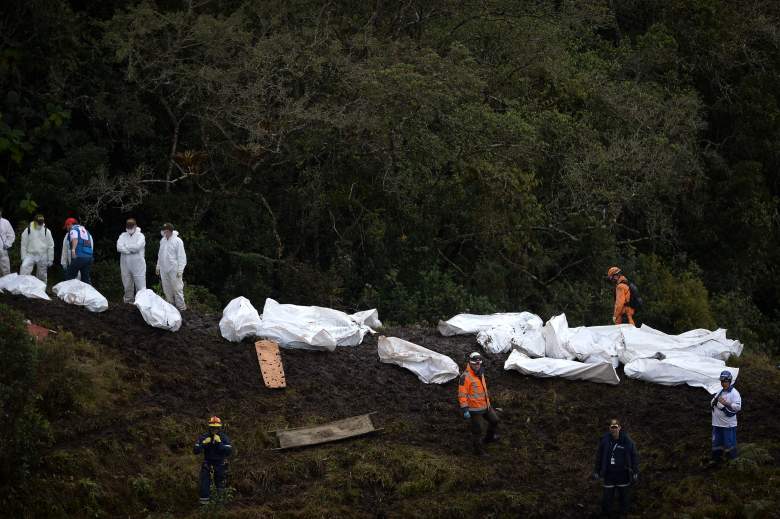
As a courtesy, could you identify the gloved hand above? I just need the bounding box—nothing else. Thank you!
[612,316,617,324]
[155,267,160,276]
[632,473,639,482]
[463,410,471,419]
[176,271,183,279]
[47,261,53,267]
[592,472,600,481]
[213,434,222,443]
[202,436,212,445]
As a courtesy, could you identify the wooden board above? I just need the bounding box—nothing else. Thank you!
[274,413,380,450]
[255,340,286,388]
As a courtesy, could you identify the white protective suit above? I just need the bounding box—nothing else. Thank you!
[20,222,54,283]
[156,230,187,310]
[0,216,15,276]
[117,227,147,303]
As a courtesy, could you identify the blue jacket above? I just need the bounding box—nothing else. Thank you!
[594,430,639,478]
[193,431,233,462]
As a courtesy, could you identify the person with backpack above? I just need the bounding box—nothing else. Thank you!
[606,266,641,326]
[0,207,15,277]
[20,214,55,283]
[63,217,95,284]
[710,370,742,464]
[458,351,500,455]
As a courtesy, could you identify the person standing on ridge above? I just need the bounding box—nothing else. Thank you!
[156,222,187,310]
[0,208,15,276]
[63,217,95,284]
[193,416,233,505]
[607,266,639,326]
[116,218,146,303]
[593,418,639,518]
[710,370,742,464]
[20,214,54,283]
[458,351,500,455]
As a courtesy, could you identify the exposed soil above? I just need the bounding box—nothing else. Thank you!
[3,293,779,518]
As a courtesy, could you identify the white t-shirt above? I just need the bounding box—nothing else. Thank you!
[711,386,741,427]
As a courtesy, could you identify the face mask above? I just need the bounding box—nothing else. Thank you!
[36,220,44,226]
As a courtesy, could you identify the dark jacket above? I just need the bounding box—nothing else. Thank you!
[594,430,639,479]
[193,431,233,462]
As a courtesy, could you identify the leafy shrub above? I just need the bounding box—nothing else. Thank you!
[0,304,52,505]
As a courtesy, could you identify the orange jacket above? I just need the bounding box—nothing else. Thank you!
[614,276,635,324]
[458,364,490,411]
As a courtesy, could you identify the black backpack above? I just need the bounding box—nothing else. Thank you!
[621,280,643,309]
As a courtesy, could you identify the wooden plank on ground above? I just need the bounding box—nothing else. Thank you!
[274,413,380,450]
[255,340,286,388]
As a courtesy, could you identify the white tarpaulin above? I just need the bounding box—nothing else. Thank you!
[504,350,620,385]
[0,273,50,300]
[52,279,108,312]
[620,325,743,364]
[623,353,739,393]
[543,314,575,360]
[219,297,262,342]
[134,289,182,332]
[438,312,541,337]
[476,319,546,357]
[255,298,381,351]
[377,336,459,384]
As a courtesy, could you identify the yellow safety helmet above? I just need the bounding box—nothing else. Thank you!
[208,416,222,428]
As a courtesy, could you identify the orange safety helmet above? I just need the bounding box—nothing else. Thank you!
[208,416,223,428]
[606,266,621,278]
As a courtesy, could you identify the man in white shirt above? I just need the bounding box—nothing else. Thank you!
[710,370,742,464]
[116,218,146,303]
[0,208,15,276]
[20,214,55,283]
[156,222,187,311]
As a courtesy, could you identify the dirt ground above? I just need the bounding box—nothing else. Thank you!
[3,293,779,518]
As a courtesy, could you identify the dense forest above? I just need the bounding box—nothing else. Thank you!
[2,0,779,350]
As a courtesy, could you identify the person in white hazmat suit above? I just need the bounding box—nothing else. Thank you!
[156,222,187,310]
[20,214,55,283]
[116,218,146,303]
[0,207,15,276]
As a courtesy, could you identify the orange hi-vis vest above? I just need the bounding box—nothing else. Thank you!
[458,364,490,412]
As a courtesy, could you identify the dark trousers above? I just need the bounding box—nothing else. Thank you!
[66,256,93,284]
[199,460,227,500]
[468,408,499,447]
[601,484,630,517]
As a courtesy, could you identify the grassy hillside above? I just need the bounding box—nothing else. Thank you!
[1,295,779,518]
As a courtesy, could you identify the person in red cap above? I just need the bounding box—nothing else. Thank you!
[63,217,95,284]
[193,416,233,505]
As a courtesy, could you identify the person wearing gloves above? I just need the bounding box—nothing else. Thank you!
[710,370,742,464]
[156,222,187,310]
[593,418,639,518]
[0,208,15,276]
[193,416,233,505]
[63,217,95,284]
[457,352,500,455]
[116,218,146,303]
[20,214,55,283]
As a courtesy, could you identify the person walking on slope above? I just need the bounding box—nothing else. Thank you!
[193,416,233,505]
[116,218,146,303]
[63,217,95,284]
[710,370,742,465]
[0,208,15,276]
[458,352,500,455]
[20,214,54,283]
[156,222,187,310]
[593,418,639,518]
[607,266,636,326]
